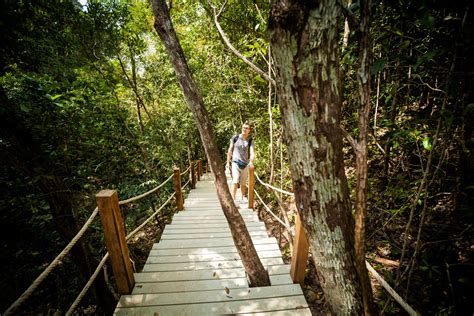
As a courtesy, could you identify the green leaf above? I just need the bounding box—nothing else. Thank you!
[422,137,432,151]
[19,104,31,113]
[371,59,386,75]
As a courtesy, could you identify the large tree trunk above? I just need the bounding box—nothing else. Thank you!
[151,0,270,287]
[269,1,364,314]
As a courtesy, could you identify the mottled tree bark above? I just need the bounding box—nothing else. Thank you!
[151,0,270,287]
[269,0,364,313]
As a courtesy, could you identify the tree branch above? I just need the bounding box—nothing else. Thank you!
[207,0,275,86]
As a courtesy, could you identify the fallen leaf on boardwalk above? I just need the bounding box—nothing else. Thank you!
[296,305,305,309]
[224,287,230,294]
[213,271,217,277]
[154,313,160,316]
[226,295,233,299]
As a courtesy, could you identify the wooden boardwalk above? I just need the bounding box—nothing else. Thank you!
[114,173,310,315]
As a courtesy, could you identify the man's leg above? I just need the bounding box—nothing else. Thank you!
[232,184,239,200]
[231,162,240,201]
[240,166,249,200]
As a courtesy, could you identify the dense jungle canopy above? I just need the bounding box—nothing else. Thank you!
[1,0,473,315]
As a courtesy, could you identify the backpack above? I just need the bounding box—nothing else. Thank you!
[232,135,253,147]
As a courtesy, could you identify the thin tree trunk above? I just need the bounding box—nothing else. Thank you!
[268,45,274,183]
[151,0,270,287]
[354,0,376,313]
[269,1,363,314]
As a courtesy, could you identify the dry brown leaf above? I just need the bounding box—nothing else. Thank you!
[224,287,230,294]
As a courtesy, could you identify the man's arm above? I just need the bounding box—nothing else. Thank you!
[226,141,233,166]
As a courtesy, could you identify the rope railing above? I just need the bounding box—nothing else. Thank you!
[119,173,174,205]
[65,253,110,316]
[180,165,191,176]
[4,165,190,315]
[182,178,191,190]
[253,189,291,231]
[66,190,178,315]
[253,170,417,315]
[4,207,100,316]
[255,173,294,196]
[125,192,176,241]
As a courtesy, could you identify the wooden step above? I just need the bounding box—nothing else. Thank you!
[145,250,284,264]
[148,243,281,256]
[142,257,284,272]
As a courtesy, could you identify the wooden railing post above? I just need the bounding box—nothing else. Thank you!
[206,161,209,174]
[173,167,183,211]
[190,161,196,189]
[248,165,255,209]
[196,160,201,181]
[290,212,310,285]
[96,190,135,294]
[198,159,203,177]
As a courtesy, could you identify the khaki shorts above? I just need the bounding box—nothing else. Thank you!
[231,162,249,185]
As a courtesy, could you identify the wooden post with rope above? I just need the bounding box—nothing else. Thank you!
[205,160,209,174]
[196,160,201,181]
[190,161,196,189]
[290,212,309,285]
[198,159,203,177]
[248,165,255,209]
[173,167,183,211]
[96,190,135,294]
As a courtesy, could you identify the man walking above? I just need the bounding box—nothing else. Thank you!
[226,122,255,205]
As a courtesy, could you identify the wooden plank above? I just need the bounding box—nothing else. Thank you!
[163,225,267,234]
[162,226,266,235]
[166,222,263,229]
[269,274,294,286]
[152,237,278,249]
[118,284,304,307]
[267,264,291,275]
[132,278,249,294]
[170,218,260,224]
[142,257,284,272]
[238,309,312,316]
[114,296,308,315]
[143,260,244,272]
[148,243,280,256]
[145,250,283,264]
[172,214,259,221]
[161,231,268,240]
[134,267,246,283]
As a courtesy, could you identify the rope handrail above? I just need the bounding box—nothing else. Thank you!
[253,169,416,315]
[255,173,294,196]
[67,191,177,315]
[253,189,291,231]
[5,170,177,315]
[119,173,174,205]
[4,207,100,316]
[180,165,191,176]
[366,262,417,315]
[65,253,110,316]
[126,192,176,241]
[182,179,191,190]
